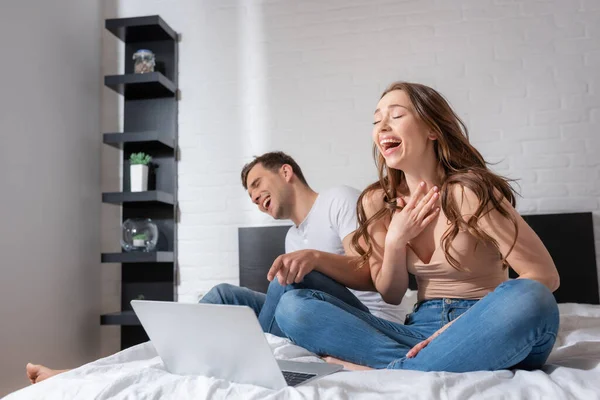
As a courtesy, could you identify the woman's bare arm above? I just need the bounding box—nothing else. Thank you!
[455,185,560,291]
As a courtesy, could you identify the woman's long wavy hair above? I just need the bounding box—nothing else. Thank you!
[351,82,518,271]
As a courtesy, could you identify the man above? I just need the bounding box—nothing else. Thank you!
[26,151,405,384]
[200,151,406,337]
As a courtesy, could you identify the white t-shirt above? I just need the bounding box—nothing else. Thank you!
[285,185,412,324]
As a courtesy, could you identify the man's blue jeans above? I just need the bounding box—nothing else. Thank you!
[274,279,560,371]
[200,271,369,337]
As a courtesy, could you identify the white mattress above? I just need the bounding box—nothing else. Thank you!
[6,303,600,400]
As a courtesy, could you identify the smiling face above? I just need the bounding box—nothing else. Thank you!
[245,163,293,220]
[372,89,436,170]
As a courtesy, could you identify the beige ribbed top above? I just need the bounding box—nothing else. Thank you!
[406,228,508,302]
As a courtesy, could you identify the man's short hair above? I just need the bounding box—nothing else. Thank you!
[241,151,309,189]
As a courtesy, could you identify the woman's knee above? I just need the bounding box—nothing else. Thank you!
[499,279,559,325]
[501,278,553,301]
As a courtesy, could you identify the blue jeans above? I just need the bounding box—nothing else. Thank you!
[275,279,560,371]
[200,271,369,337]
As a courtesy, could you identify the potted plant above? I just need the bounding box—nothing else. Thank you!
[132,233,148,248]
[130,152,152,192]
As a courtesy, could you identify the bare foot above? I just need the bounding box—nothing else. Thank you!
[322,356,374,371]
[26,363,70,384]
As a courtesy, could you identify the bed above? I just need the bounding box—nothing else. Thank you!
[6,212,600,400]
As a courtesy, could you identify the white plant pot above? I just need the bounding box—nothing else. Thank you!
[130,164,149,192]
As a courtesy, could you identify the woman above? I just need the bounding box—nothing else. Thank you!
[274,82,560,371]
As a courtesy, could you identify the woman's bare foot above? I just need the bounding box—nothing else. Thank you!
[26,363,70,384]
[323,356,374,371]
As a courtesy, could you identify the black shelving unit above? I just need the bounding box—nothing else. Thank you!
[101,311,140,326]
[105,15,177,42]
[101,15,178,350]
[105,72,176,99]
[102,191,175,205]
[101,252,174,263]
[103,131,175,152]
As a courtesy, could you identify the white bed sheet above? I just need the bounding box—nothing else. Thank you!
[6,303,600,400]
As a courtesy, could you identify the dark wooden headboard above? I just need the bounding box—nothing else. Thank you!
[239,225,292,294]
[239,212,599,304]
[518,212,598,304]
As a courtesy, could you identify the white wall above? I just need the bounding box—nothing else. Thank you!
[0,0,101,395]
[99,0,125,359]
[106,0,600,304]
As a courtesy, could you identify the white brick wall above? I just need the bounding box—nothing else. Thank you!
[105,0,600,306]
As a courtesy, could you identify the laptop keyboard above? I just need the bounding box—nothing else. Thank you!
[282,370,317,386]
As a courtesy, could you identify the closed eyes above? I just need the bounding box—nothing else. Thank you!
[372,115,402,125]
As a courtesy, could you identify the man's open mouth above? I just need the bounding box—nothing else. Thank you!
[262,197,271,210]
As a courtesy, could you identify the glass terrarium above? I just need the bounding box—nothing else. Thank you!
[121,218,159,252]
[133,49,156,74]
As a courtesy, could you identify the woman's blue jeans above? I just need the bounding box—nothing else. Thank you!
[199,271,368,337]
[275,279,560,371]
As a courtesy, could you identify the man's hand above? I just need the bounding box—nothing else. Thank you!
[267,250,319,285]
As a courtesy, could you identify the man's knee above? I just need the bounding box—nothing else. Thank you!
[266,275,303,299]
[267,277,285,292]
[200,283,237,304]
[267,271,331,293]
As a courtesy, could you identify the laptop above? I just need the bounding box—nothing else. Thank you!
[130,300,343,389]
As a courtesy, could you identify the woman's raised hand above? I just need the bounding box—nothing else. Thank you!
[385,182,440,249]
